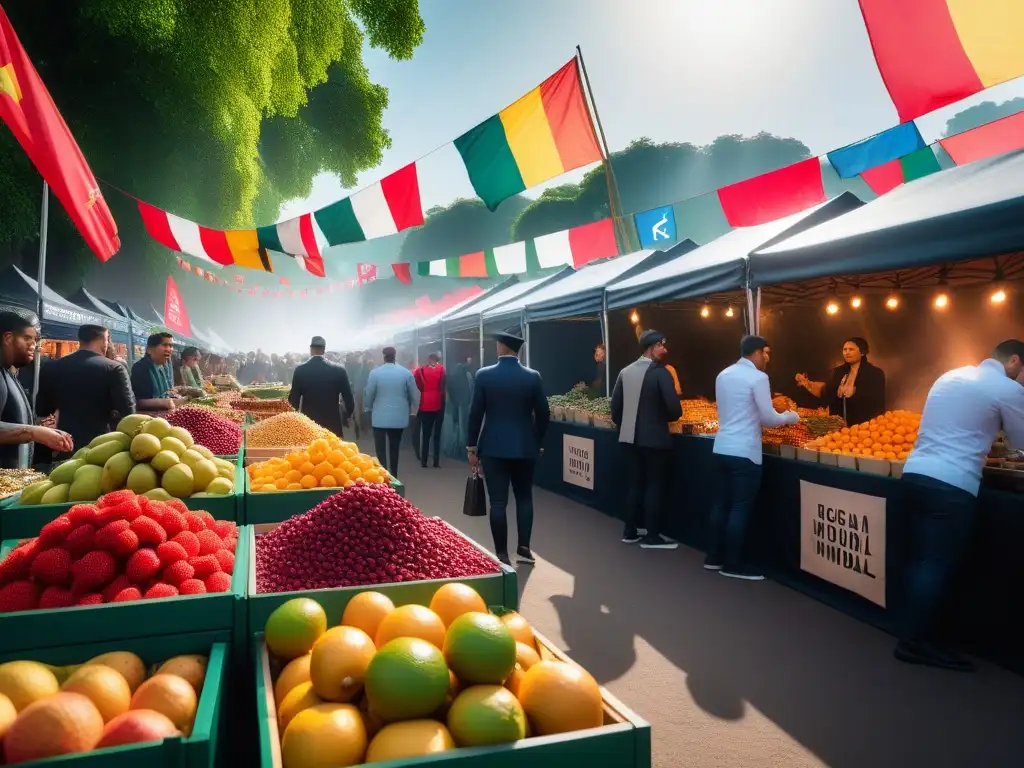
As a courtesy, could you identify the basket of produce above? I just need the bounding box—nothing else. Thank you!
[3,416,241,537]
[167,406,243,457]
[245,436,400,524]
[0,635,228,768]
[254,589,650,767]
[549,404,565,421]
[245,413,333,453]
[246,483,518,634]
[803,410,920,475]
[244,385,292,400]
[231,398,294,421]
[0,468,46,504]
[0,490,246,654]
[570,409,592,426]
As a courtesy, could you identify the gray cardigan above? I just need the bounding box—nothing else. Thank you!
[364,363,420,430]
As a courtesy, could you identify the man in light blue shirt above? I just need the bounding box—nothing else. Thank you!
[896,339,1024,672]
[706,335,798,580]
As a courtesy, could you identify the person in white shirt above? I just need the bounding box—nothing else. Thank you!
[706,335,799,580]
[895,339,1024,672]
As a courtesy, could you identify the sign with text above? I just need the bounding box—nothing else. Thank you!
[799,480,886,607]
[562,434,594,490]
[163,275,192,338]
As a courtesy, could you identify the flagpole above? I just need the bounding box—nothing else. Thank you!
[575,46,636,252]
[31,181,49,410]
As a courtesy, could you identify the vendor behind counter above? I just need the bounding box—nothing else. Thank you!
[795,336,886,426]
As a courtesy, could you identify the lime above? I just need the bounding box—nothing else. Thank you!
[443,612,516,685]
[446,684,526,746]
[265,598,327,660]
[365,638,449,721]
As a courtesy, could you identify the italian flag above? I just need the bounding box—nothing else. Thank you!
[314,162,424,246]
[257,213,325,277]
[416,218,618,278]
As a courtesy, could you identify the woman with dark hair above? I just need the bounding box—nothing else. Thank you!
[796,337,886,426]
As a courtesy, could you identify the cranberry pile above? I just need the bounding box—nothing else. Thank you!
[0,491,238,612]
[167,407,242,455]
[254,485,501,593]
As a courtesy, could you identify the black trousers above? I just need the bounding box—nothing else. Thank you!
[373,428,403,479]
[706,453,763,569]
[625,444,669,537]
[900,472,976,643]
[481,457,535,556]
[418,407,444,465]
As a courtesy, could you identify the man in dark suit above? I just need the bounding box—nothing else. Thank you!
[467,330,550,566]
[37,324,135,459]
[288,336,354,438]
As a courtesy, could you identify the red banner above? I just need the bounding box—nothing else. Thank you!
[357,263,378,284]
[163,276,192,337]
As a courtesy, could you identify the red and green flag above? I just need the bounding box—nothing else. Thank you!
[860,145,942,195]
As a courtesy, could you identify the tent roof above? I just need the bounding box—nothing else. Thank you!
[750,149,1024,287]
[0,265,121,331]
[443,270,573,333]
[398,279,519,342]
[606,193,864,309]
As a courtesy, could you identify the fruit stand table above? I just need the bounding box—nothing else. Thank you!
[537,420,1024,675]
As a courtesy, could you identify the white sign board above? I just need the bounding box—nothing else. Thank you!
[799,480,886,608]
[562,434,594,490]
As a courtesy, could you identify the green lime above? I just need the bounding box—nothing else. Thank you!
[446,684,526,746]
[443,612,516,685]
[365,638,450,721]
[265,598,327,660]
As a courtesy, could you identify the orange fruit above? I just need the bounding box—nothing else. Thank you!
[3,692,104,762]
[320,475,338,487]
[300,475,318,489]
[326,451,345,466]
[286,483,303,490]
[516,642,541,670]
[349,467,362,480]
[375,605,446,649]
[312,462,333,481]
[96,709,179,748]
[274,478,289,490]
[281,703,367,768]
[278,681,322,732]
[500,612,537,650]
[285,469,302,483]
[274,655,312,707]
[342,591,395,639]
[129,674,198,735]
[61,664,131,723]
[0,692,15,741]
[517,661,603,735]
[298,462,316,475]
[310,626,377,702]
[429,584,488,628]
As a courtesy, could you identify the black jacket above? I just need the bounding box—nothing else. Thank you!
[37,350,135,457]
[467,357,550,460]
[0,367,34,468]
[824,358,886,426]
[288,356,355,437]
[611,359,682,450]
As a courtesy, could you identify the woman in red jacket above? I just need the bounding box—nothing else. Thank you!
[415,352,446,468]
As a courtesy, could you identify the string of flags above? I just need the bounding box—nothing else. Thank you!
[173,256,376,298]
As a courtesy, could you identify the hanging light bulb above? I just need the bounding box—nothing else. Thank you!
[849,295,863,309]
[629,309,640,324]
[933,292,949,310]
[990,287,1007,305]
[885,294,900,310]
[700,305,710,319]
[826,300,839,316]
[725,306,735,318]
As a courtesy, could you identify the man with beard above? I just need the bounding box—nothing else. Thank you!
[0,310,73,468]
[131,332,179,413]
[611,330,682,549]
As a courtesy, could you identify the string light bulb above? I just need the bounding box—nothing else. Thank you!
[629,309,640,324]
[826,300,839,316]
[725,306,735,318]
[700,305,710,319]
[933,292,949,310]
[849,295,863,309]
[885,294,900,311]
[990,287,1007,305]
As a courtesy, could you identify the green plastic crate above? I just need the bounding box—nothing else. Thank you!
[0,631,230,768]
[0,527,249,655]
[254,624,651,768]
[242,474,405,525]
[245,523,518,639]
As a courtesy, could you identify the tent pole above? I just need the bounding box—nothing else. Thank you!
[602,294,611,397]
[440,322,447,369]
[127,319,136,365]
[31,181,49,411]
[745,288,756,336]
[478,316,484,368]
[755,287,762,336]
[521,309,529,366]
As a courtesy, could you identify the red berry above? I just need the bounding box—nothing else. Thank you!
[184,512,207,533]
[205,572,232,593]
[162,560,194,587]
[161,511,187,538]
[195,530,223,556]
[71,551,117,592]
[67,504,99,526]
[126,549,162,584]
[112,587,142,602]
[102,575,133,603]
[165,499,188,515]
[130,516,167,547]
[213,549,235,574]
[156,541,188,567]
[29,547,73,586]
[144,582,179,599]
[98,490,136,508]
[178,578,207,596]
[0,580,40,612]
[65,524,97,557]
[37,515,73,547]
[94,520,139,558]
[39,585,74,608]
[212,520,236,540]
[196,511,216,529]
[0,541,38,586]
[188,555,221,579]
[75,593,104,606]
[171,531,201,558]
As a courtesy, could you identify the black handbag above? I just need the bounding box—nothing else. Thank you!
[463,467,487,517]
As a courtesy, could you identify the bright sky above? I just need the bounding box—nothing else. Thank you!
[279,0,1024,222]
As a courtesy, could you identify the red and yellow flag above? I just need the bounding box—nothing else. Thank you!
[0,7,119,261]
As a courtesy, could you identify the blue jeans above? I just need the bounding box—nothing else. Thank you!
[706,453,763,569]
[481,458,535,555]
[900,473,976,642]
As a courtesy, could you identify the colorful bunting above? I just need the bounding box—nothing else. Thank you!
[939,110,1024,165]
[827,123,926,178]
[454,59,602,211]
[413,218,618,278]
[859,145,942,195]
[314,162,423,245]
[174,256,366,298]
[392,263,412,285]
[257,213,322,263]
[858,0,1024,122]
[717,158,826,227]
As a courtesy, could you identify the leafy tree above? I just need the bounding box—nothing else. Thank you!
[398,197,532,263]
[942,97,1024,137]
[0,0,425,300]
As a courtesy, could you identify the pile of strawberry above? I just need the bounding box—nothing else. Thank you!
[0,490,238,613]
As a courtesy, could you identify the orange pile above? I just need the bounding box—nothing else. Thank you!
[806,410,921,461]
[248,438,390,493]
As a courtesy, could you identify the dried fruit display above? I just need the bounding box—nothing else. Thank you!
[805,410,922,460]
[0,469,47,500]
[167,407,242,455]
[245,412,333,448]
[254,484,500,593]
[800,415,847,437]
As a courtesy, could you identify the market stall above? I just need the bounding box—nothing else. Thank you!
[66,285,135,360]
